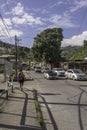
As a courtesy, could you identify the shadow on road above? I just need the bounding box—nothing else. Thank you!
[39,89,87,130]
[0,124,41,130]
[39,94,59,130]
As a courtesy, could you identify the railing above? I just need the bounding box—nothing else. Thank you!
[0,75,13,100]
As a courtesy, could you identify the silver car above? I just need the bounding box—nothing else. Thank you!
[52,68,65,77]
[65,69,87,80]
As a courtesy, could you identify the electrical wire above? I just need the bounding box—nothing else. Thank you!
[77,7,87,34]
[0,14,13,43]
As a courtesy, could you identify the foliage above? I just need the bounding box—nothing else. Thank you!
[18,46,30,59]
[61,46,82,60]
[1,37,87,63]
[83,40,87,48]
[31,28,63,66]
[69,45,87,60]
[32,89,43,125]
[0,40,30,59]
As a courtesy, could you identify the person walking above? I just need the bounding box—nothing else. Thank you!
[18,70,25,90]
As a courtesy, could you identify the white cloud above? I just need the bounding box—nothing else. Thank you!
[34,17,43,25]
[10,29,23,37]
[47,0,64,9]
[23,13,43,25]
[41,9,49,14]
[0,17,23,41]
[12,12,43,26]
[0,1,44,44]
[23,13,36,23]
[11,3,43,26]
[12,2,24,16]
[4,18,12,26]
[12,17,25,24]
[50,1,64,8]
[0,18,12,37]
[70,0,87,12]
[49,14,76,28]
[62,31,87,47]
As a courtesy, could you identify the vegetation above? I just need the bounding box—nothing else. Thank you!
[0,35,87,63]
[31,28,63,67]
[0,40,30,59]
[61,46,82,60]
[32,89,43,125]
[69,40,87,60]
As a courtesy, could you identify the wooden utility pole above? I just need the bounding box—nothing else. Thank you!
[15,35,18,80]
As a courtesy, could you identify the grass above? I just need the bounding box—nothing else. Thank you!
[32,89,43,125]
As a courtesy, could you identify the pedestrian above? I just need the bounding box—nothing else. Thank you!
[18,70,25,90]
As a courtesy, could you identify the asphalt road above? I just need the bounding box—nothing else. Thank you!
[27,70,87,130]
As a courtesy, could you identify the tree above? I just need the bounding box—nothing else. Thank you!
[31,28,63,67]
[83,40,87,48]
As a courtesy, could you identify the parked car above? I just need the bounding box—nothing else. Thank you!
[52,68,65,77]
[25,66,31,71]
[41,67,50,73]
[44,70,58,80]
[35,67,41,73]
[65,69,87,80]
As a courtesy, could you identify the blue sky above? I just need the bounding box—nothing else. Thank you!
[0,0,87,47]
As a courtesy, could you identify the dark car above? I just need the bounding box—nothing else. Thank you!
[44,70,58,79]
[41,67,50,73]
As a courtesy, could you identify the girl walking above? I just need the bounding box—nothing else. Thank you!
[18,70,25,90]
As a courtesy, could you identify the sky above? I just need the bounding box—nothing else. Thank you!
[0,0,87,48]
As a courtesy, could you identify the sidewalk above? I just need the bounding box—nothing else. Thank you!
[0,82,42,130]
[0,71,54,130]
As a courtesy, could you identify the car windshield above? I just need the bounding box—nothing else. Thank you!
[48,71,53,74]
[45,68,49,70]
[36,67,41,69]
[73,69,82,73]
[56,68,63,71]
[48,70,57,75]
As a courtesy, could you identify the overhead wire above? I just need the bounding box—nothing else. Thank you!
[77,7,87,35]
[0,0,15,44]
[0,13,13,44]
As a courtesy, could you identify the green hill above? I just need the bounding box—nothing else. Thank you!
[0,40,87,62]
[61,46,82,60]
[69,45,87,60]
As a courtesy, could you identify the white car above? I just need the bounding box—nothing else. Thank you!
[65,69,87,80]
[35,67,41,73]
[52,68,65,77]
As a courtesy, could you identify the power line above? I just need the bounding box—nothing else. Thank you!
[0,20,13,42]
[77,7,87,34]
[0,13,14,44]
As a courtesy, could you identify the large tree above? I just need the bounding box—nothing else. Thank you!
[31,28,63,67]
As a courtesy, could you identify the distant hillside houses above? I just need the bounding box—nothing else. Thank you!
[0,47,9,54]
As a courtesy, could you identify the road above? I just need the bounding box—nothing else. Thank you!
[27,70,87,130]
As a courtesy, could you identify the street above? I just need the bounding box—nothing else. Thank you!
[27,70,87,130]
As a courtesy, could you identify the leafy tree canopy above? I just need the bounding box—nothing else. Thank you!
[31,28,63,65]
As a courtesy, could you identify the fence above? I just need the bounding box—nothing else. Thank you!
[0,75,13,100]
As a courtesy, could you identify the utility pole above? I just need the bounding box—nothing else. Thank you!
[15,35,18,80]
[15,35,21,80]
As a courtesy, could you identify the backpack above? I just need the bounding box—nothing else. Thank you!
[18,73,24,81]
